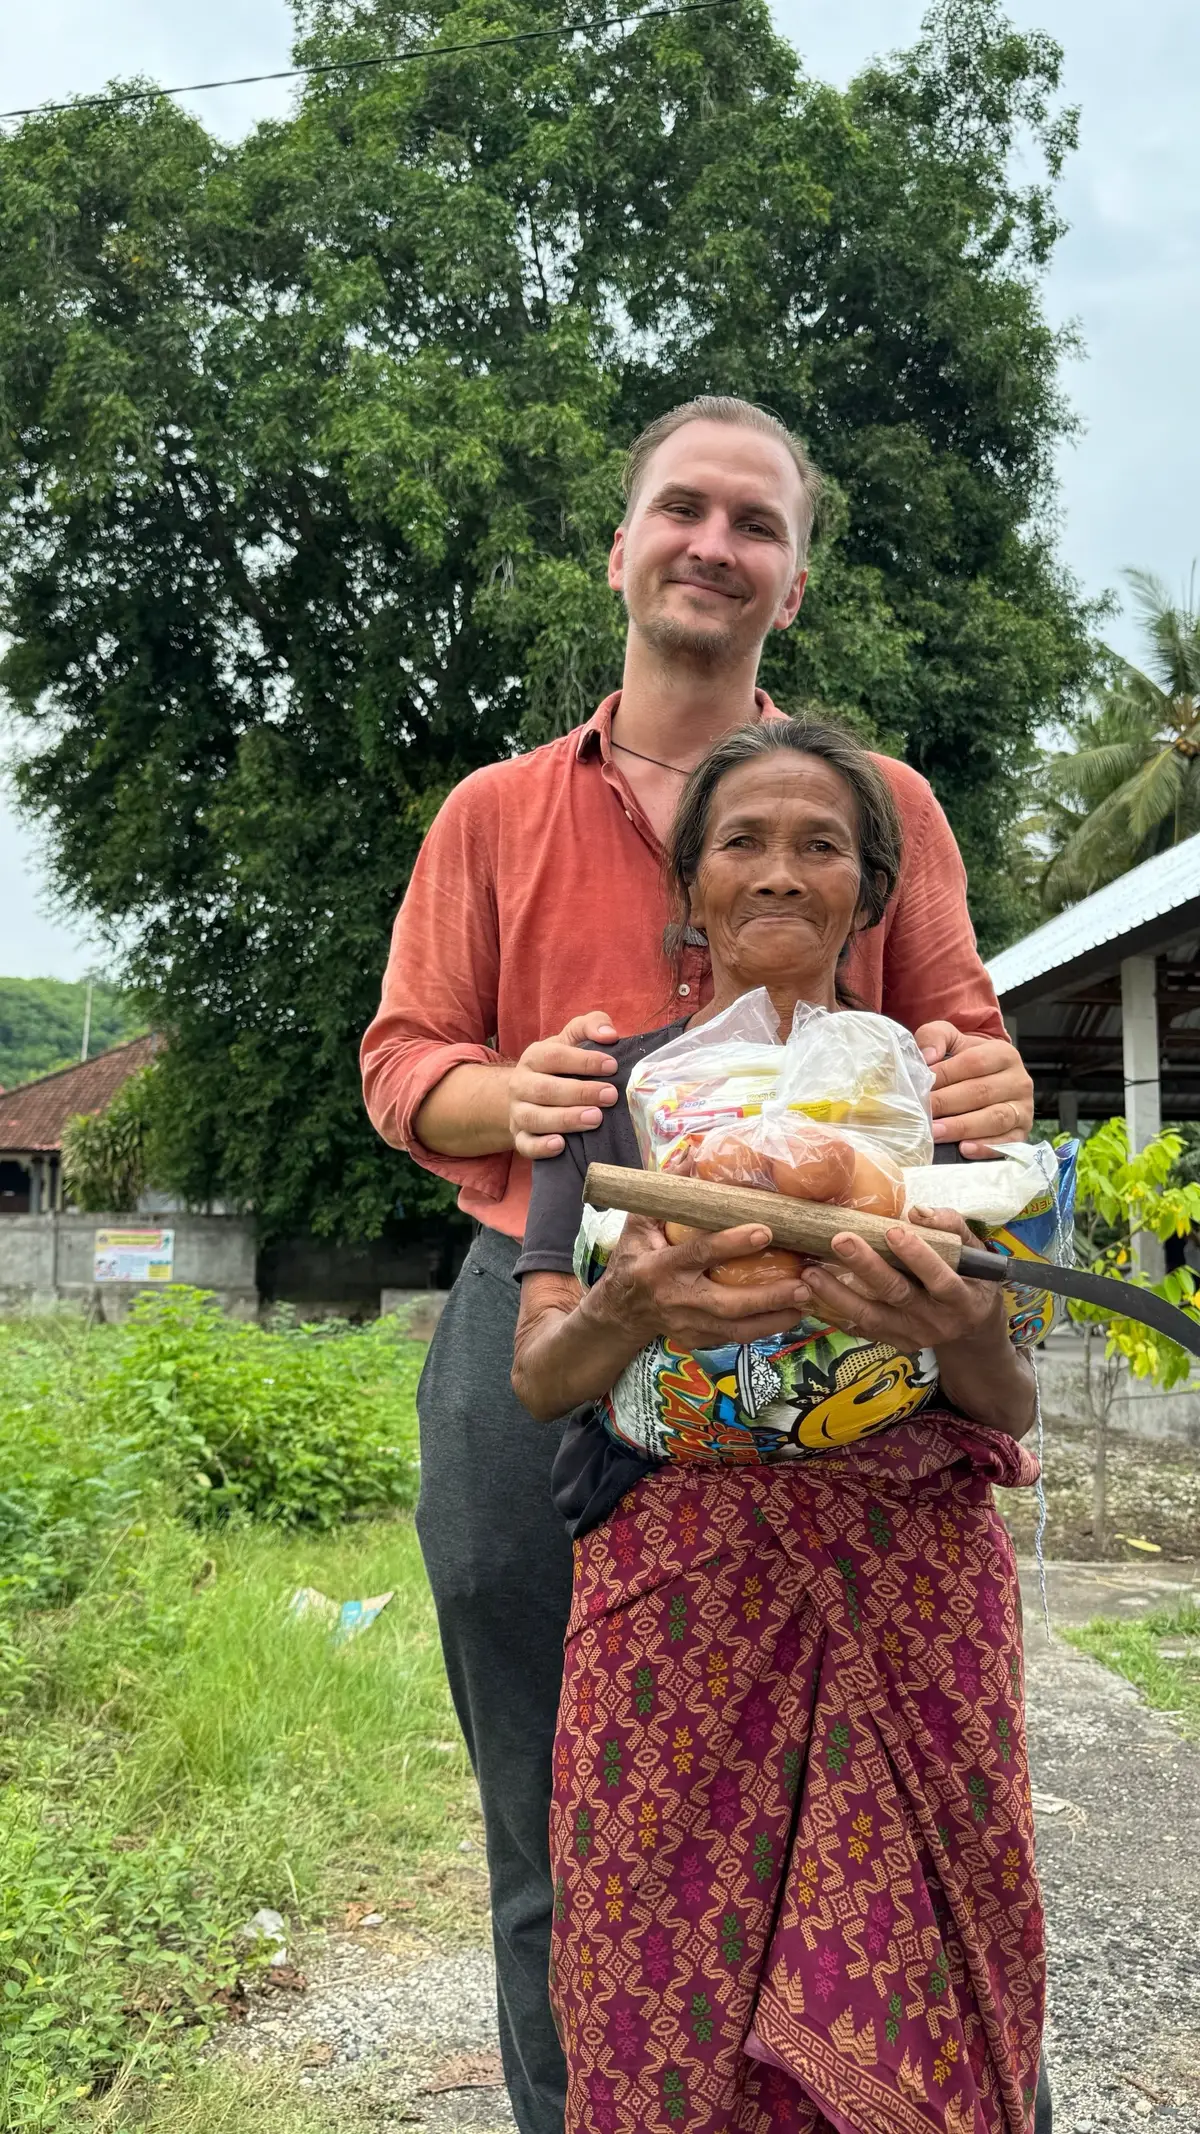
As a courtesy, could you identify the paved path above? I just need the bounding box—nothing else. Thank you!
[1020,1560,1200,2131]
[222,1563,1200,2131]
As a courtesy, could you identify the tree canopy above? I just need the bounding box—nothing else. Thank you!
[0,0,1094,1241]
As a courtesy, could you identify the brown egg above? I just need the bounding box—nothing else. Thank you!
[847,1147,905,1218]
[664,1222,805,1287]
[694,1126,774,1190]
[769,1120,856,1204]
[709,1247,808,1288]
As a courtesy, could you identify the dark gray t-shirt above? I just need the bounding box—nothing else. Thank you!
[513,1022,686,1538]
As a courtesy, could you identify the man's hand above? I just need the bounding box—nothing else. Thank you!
[509,1012,622,1160]
[914,1022,1033,1159]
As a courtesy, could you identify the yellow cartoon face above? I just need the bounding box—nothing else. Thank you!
[792,1343,935,1450]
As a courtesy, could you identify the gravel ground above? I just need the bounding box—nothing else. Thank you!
[217,1563,1200,2133]
[216,1930,511,2131]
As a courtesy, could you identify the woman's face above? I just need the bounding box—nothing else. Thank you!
[688,754,864,1005]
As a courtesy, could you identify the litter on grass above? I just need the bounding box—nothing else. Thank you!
[287,1586,395,1644]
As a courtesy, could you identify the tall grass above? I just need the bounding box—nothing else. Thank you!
[0,1305,473,2132]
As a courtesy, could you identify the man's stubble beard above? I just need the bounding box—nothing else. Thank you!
[629,588,765,671]
[637,612,745,666]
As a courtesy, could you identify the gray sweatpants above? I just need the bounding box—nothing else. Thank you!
[414,1225,1053,2134]
[415,1227,572,2134]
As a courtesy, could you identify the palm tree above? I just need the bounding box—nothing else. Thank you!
[1028,570,1200,912]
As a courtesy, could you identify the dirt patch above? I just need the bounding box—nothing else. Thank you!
[997,1414,1200,1560]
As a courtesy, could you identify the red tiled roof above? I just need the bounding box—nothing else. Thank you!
[0,1036,158,1154]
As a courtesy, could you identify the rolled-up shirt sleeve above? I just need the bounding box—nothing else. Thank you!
[360,772,512,1202]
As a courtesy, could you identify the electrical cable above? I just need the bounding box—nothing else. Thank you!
[0,0,736,124]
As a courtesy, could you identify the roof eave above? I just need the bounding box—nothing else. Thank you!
[992,888,1200,1007]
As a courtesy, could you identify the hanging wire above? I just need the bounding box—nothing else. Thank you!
[1031,1353,1051,1639]
[0,0,737,124]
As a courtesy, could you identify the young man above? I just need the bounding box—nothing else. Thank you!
[361,398,1035,2134]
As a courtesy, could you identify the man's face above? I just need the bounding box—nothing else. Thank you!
[609,419,808,666]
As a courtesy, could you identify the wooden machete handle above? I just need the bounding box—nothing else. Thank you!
[583,1161,968,1273]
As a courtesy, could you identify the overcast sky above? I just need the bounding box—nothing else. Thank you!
[2,0,1197,978]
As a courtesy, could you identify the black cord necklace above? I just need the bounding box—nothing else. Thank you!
[611,737,691,775]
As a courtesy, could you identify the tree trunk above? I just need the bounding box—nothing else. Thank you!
[1084,1323,1110,1553]
[1092,1400,1109,1554]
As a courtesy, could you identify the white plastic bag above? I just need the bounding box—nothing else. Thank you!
[625,991,936,1189]
[900,1144,1058,1227]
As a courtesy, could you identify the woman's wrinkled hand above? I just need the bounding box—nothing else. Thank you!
[790,1206,1008,1355]
[593,1213,808,1350]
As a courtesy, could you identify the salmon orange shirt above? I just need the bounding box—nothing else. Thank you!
[360,692,1005,1239]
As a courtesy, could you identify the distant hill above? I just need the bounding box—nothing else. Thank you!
[0,978,147,1090]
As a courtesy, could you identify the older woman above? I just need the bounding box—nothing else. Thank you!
[512,717,1043,2134]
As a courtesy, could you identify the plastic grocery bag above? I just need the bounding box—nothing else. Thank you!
[626,992,935,1196]
[576,989,1077,1457]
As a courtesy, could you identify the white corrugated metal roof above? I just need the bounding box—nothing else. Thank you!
[986,827,1200,998]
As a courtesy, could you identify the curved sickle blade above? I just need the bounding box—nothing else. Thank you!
[962,1251,1200,1362]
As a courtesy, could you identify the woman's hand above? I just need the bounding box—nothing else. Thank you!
[791,1205,1035,1436]
[595,1213,810,1350]
[792,1207,1006,1351]
[512,1215,811,1422]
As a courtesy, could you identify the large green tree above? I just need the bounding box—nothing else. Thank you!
[0,0,1092,1240]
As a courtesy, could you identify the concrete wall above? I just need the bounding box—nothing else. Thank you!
[0,1213,258,1321]
[1036,1336,1200,1448]
[259,1225,469,1319]
[0,1212,468,1322]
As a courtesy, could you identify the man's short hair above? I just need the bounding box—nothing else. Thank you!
[622,395,823,560]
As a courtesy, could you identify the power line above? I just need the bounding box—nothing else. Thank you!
[0,1,737,124]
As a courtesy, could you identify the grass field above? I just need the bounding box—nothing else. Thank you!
[0,1301,475,2133]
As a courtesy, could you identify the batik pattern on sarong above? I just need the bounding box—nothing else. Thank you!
[549,1416,1044,2134]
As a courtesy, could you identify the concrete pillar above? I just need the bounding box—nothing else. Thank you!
[1057,1090,1079,1136]
[1121,954,1163,1279]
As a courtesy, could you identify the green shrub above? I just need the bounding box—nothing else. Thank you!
[0,1306,442,2126]
[60,1066,163,1213]
[95,1289,421,1528]
[0,1320,152,1623]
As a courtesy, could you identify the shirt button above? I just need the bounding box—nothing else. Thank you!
[678,983,691,997]
[624,809,632,820]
